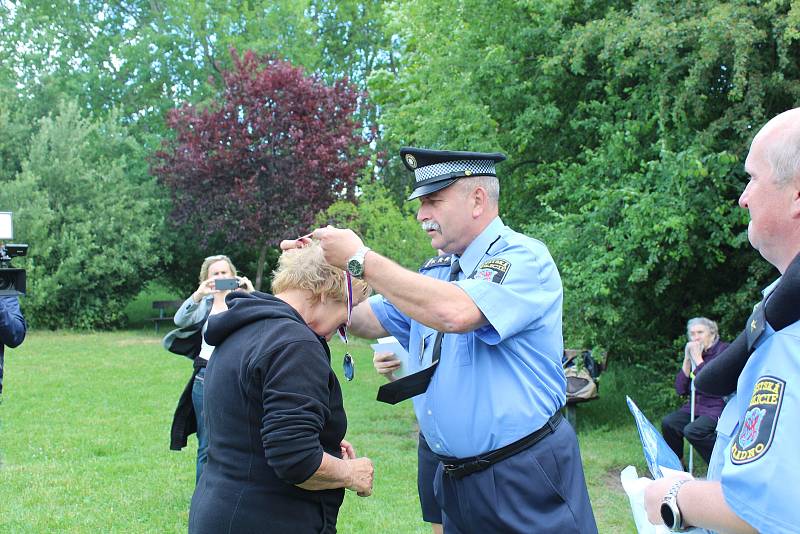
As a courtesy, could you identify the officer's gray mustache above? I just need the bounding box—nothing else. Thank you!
[421,221,441,232]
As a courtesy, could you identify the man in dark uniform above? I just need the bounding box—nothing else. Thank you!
[297,148,597,533]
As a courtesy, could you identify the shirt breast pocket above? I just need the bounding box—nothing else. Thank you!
[716,397,739,439]
[454,333,473,367]
[707,397,739,480]
[416,330,435,367]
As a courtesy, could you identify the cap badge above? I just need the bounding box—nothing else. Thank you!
[464,169,472,176]
[405,154,417,169]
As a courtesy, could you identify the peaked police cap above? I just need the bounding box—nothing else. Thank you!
[400,147,507,201]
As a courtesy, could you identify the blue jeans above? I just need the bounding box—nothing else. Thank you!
[191,366,208,483]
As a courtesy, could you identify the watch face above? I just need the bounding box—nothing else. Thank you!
[347,258,364,277]
[660,502,676,528]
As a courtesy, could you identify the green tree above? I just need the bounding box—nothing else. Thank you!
[0,100,167,329]
[370,0,800,378]
[1,0,396,298]
[0,1,394,144]
[317,178,433,270]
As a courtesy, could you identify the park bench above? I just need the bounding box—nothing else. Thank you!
[562,349,607,428]
[151,300,184,334]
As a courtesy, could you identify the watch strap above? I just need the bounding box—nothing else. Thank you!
[347,246,371,278]
[354,246,370,262]
[662,478,691,531]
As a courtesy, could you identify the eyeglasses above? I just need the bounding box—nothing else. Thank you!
[337,271,355,381]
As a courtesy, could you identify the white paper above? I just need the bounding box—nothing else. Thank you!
[370,336,412,378]
[620,466,703,534]
[659,466,687,479]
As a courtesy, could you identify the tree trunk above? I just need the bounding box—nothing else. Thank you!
[255,241,268,291]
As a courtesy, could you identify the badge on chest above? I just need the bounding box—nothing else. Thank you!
[730,375,785,465]
[474,258,511,284]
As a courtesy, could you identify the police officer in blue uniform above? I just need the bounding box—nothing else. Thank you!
[645,108,800,533]
[307,147,598,533]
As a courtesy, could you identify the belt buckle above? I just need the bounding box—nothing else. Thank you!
[443,458,491,479]
[443,462,464,478]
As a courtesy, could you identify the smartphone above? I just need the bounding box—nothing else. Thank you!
[214,278,239,291]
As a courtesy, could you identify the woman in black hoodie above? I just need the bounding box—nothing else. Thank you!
[188,243,373,534]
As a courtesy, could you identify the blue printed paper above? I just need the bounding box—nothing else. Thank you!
[626,396,684,478]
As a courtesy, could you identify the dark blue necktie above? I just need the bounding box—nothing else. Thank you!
[377,258,460,405]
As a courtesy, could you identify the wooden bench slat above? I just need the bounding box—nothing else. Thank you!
[150,300,185,333]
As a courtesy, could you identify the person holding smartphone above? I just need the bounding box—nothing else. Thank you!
[169,254,254,483]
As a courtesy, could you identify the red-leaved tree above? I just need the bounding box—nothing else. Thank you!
[153,49,371,288]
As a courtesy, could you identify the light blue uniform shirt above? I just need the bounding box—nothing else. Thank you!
[716,278,800,533]
[369,217,566,458]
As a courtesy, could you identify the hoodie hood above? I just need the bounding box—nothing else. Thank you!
[205,291,306,347]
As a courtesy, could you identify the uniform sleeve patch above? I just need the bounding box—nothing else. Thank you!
[730,376,785,465]
[474,258,511,284]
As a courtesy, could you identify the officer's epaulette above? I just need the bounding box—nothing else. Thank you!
[419,253,454,272]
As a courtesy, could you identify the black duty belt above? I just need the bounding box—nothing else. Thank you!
[439,412,563,480]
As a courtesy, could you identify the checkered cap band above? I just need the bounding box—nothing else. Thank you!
[414,160,496,183]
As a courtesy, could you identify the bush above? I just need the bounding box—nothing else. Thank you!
[0,100,168,328]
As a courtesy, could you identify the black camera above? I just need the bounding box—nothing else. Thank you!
[0,243,27,296]
[0,213,28,296]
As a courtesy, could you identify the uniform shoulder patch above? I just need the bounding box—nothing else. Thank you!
[419,254,453,272]
[730,375,785,465]
[473,258,511,284]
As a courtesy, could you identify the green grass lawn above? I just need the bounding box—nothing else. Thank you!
[0,329,643,533]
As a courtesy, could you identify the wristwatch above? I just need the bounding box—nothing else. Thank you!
[660,479,691,532]
[346,246,371,279]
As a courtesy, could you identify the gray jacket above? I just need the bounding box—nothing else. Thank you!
[161,295,213,354]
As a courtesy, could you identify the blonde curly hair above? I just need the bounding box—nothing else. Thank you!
[272,242,370,304]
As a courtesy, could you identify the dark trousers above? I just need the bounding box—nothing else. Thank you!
[661,411,717,464]
[418,434,443,524]
[192,366,209,483]
[433,420,597,534]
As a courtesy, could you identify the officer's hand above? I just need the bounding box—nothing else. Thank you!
[373,351,401,382]
[279,234,313,251]
[312,226,364,269]
[644,474,692,525]
[346,457,374,497]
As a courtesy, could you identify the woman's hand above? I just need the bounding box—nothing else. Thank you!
[341,439,373,496]
[192,278,217,303]
[686,340,704,366]
[340,439,356,460]
[346,457,374,497]
[238,276,255,293]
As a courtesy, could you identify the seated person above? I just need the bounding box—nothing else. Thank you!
[661,317,730,465]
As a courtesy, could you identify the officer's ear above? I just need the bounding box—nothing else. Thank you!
[790,176,800,220]
[468,184,489,218]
